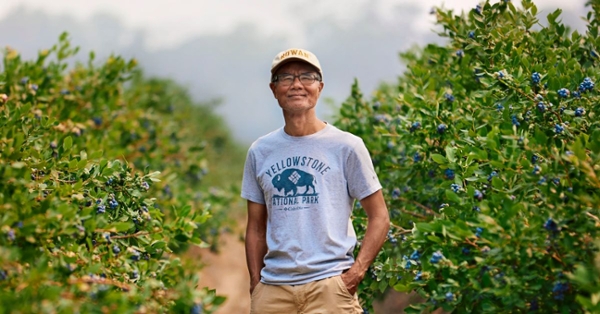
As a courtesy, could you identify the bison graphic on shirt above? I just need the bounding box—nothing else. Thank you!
[271,169,316,196]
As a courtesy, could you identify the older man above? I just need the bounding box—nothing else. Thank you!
[242,48,389,313]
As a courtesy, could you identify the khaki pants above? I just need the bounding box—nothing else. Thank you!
[250,275,363,314]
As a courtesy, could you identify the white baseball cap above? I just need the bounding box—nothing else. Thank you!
[271,48,323,77]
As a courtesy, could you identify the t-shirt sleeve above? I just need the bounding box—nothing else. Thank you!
[346,139,382,200]
[241,148,266,204]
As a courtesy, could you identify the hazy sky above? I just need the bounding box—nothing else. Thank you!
[0,0,589,143]
[0,0,586,49]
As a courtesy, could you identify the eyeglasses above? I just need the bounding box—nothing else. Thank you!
[272,73,321,86]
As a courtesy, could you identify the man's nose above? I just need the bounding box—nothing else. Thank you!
[290,76,303,88]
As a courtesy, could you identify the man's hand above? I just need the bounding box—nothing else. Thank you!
[340,268,365,295]
[341,190,389,295]
[246,200,268,296]
[249,280,260,295]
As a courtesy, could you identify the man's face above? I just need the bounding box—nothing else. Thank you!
[269,61,324,113]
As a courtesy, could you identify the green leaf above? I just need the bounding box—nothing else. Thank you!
[445,146,456,163]
[63,136,73,150]
[431,154,449,164]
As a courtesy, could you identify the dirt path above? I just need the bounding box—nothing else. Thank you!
[195,227,251,314]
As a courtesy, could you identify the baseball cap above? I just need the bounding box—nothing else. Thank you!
[271,48,322,77]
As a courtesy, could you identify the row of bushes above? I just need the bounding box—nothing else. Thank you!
[335,1,600,312]
[0,33,240,313]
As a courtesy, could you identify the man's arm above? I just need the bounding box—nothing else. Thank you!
[341,189,390,294]
[245,200,268,294]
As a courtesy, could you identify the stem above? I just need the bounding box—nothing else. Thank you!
[397,197,438,217]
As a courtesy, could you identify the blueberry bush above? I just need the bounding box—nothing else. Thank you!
[335,1,600,312]
[0,33,239,313]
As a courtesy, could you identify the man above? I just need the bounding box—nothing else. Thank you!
[242,48,390,313]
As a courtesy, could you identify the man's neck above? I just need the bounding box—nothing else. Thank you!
[282,111,326,137]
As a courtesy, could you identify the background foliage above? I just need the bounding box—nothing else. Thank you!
[0,33,243,313]
[335,0,600,312]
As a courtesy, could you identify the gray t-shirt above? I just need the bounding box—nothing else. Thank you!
[241,123,382,285]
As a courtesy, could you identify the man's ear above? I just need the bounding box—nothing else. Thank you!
[269,82,277,98]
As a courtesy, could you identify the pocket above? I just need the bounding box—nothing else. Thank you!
[335,276,353,297]
[251,282,263,299]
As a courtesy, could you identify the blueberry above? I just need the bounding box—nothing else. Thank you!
[538,176,547,185]
[131,270,139,279]
[97,205,106,214]
[7,230,15,241]
[20,77,29,85]
[456,50,464,58]
[575,107,585,117]
[410,250,420,260]
[437,124,447,134]
[131,250,141,261]
[450,183,461,193]
[430,251,444,263]
[374,114,389,124]
[531,154,539,164]
[536,102,546,112]
[103,232,111,243]
[444,169,455,180]
[531,72,541,84]
[557,88,570,98]
[60,89,70,95]
[544,218,558,232]
[112,244,121,254]
[552,178,560,185]
[496,104,504,111]
[554,124,564,133]
[573,91,581,98]
[579,77,594,91]
[413,152,421,162]
[487,171,498,181]
[473,206,480,212]
[497,71,504,79]
[405,261,411,270]
[468,31,475,39]
[532,165,541,174]
[475,227,483,237]
[391,188,401,199]
[0,269,7,280]
[373,101,381,110]
[445,292,454,302]
[474,190,483,200]
[410,121,421,132]
[141,205,149,212]
[93,117,102,126]
[31,84,38,91]
[462,247,470,255]
[191,303,204,314]
[511,115,520,126]
[109,200,118,209]
[444,93,455,102]
[474,4,482,14]
[414,271,422,281]
[96,199,102,205]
